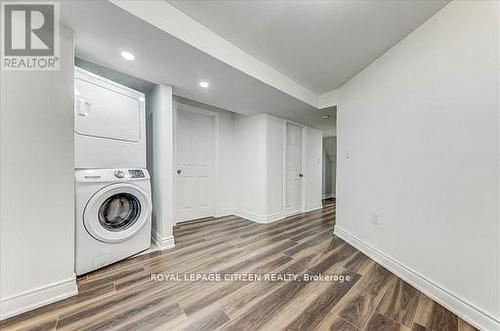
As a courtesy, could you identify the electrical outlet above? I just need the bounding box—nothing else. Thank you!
[345,149,351,160]
[371,213,380,225]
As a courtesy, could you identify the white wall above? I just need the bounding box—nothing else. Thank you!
[147,84,175,250]
[322,149,332,197]
[218,108,237,216]
[304,127,323,211]
[170,101,324,224]
[0,26,77,319]
[266,115,285,218]
[322,137,337,198]
[233,114,323,222]
[335,1,499,329]
[234,114,268,219]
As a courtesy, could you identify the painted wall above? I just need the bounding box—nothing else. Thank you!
[304,127,323,211]
[234,113,268,218]
[322,149,332,197]
[218,109,237,216]
[146,84,175,250]
[266,115,285,217]
[0,26,77,319]
[170,101,323,224]
[336,1,499,329]
[233,113,323,222]
[322,137,336,198]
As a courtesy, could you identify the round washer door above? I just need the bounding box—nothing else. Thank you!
[84,183,151,243]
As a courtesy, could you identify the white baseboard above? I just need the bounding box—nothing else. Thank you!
[215,208,234,218]
[266,211,286,223]
[334,226,500,331]
[233,209,285,224]
[151,231,175,251]
[234,204,326,224]
[233,209,268,224]
[0,276,77,321]
[305,202,322,212]
[322,193,335,199]
[217,203,324,224]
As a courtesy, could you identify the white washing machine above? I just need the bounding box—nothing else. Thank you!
[75,168,152,275]
[74,67,146,169]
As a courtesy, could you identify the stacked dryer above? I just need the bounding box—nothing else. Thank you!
[74,67,152,275]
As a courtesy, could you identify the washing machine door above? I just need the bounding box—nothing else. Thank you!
[84,183,151,243]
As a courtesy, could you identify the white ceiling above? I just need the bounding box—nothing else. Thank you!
[169,0,449,93]
[60,1,337,136]
[60,1,449,137]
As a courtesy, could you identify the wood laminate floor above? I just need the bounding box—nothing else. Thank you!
[1,199,477,331]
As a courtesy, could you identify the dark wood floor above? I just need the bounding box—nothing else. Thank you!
[1,199,477,330]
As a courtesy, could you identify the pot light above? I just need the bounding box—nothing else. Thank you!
[120,51,135,61]
[199,81,209,88]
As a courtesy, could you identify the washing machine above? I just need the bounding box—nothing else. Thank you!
[74,67,146,169]
[75,168,152,275]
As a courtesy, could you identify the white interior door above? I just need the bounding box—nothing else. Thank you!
[285,123,303,216]
[176,109,215,222]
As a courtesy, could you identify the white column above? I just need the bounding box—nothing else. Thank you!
[148,84,175,250]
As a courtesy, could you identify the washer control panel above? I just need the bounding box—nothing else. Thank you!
[128,169,145,178]
[75,169,150,182]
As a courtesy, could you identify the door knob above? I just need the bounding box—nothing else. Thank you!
[299,173,304,178]
[177,169,182,174]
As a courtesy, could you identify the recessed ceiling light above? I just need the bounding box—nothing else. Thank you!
[120,51,135,61]
[322,115,330,119]
[199,81,209,88]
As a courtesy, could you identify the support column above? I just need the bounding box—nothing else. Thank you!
[147,84,175,250]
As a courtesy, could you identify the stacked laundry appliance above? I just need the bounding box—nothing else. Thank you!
[73,67,152,275]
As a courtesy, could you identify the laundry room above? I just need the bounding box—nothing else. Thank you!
[2,1,498,330]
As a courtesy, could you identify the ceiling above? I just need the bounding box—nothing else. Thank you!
[60,1,336,136]
[169,0,449,94]
[75,58,157,93]
[60,1,449,137]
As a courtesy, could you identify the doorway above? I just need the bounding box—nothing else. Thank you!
[284,122,303,216]
[175,106,216,222]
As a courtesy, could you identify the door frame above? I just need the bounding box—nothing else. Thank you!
[282,120,307,217]
[173,102,221,224]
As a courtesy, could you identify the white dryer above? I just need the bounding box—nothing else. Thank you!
[75,168,152,275]
[74,67,146,169]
